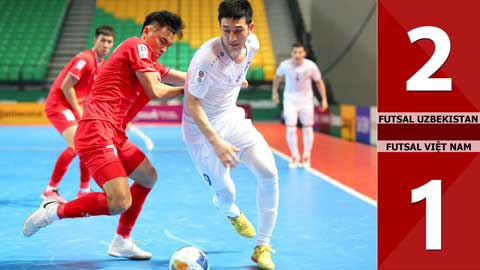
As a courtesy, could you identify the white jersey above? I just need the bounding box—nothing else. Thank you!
[276,58,321,102]
[183,33,259,144]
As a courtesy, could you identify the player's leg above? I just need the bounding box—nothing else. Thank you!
[283,100,300,168]
[77,160,92,198]
[24,120,131,237]
[42,124,78,203]
[108,140,154,259]
[23,173,130,237]
[185,142,255,238]
[299,103,315,168]
[240,136,279,270]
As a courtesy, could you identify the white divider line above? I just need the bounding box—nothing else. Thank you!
[270,148,377,207]
[164,229,206,251]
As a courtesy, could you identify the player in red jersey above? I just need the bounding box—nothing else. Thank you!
[42,25,115,203]
[23,11,186,260]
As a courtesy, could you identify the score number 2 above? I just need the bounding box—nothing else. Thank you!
[411,180,442,250]
[407,26,452,91]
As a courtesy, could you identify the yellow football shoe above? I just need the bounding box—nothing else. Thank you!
[251,245,275,270]
[227,212,256,238]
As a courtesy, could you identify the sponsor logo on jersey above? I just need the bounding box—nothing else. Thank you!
[138,44,149,59]
[75,60,86,70]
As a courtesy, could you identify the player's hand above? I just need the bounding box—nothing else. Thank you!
[272,92,279,105]
[242,80,249,88]
[212,139,240,168]
[321,99,328,112]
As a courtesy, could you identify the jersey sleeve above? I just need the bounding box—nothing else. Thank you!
[127,40,157,73]
[186,55,211,99]
[276,62,286,77]
[67,55,91,81]
[155,62,171,79]
[246,33,260,53]
[311,62,322,81]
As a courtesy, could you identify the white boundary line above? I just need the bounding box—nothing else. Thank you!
[164,229,206,250]
[271,148,377,207]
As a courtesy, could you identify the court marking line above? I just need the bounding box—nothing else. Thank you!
[271,148,377,207]
[164,229,206,251]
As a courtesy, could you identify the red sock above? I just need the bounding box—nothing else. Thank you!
[57,192,110,218]
[116,183,151,238]
[48,147,76,188]
[79,161,91,189]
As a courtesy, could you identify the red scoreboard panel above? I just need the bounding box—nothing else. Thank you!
[379,0,480,269]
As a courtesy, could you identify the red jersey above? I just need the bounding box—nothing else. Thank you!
[82,37,169,132]
[45,49,100,113]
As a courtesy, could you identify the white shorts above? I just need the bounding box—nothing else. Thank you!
[283,98,314,126]
[185,117,263,192]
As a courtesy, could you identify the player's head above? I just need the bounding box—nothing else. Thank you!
[291,42,306,64]
[141,11,185,59]
[93,25,115,58]
[218,0,254,53]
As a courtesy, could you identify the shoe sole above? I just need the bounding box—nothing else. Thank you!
[22,210,39,237]
[239,231,256,238]
[107,251,152,260]
[251,256,275,270]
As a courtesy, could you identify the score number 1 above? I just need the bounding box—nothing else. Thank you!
[411,180,442,250]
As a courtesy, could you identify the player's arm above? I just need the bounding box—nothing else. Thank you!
[186,91,240,168]
[60,74,83,116]
[315,79,328,111]
[135,71,184,99]
[161,69,186,85]
[272,75,283,105]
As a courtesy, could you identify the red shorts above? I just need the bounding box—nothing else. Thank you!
[45,106,80,134]
[74,120,146,187]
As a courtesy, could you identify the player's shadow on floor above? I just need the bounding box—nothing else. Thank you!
[0,259,170,270]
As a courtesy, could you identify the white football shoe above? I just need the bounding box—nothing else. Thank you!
[108,234,152,260]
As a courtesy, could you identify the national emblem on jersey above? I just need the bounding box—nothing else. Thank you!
[75,59,86,70]
[137,44,149,59]
[195,69,207,85]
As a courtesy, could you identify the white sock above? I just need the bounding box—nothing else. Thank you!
[79,188,90,193]
[302,126,314,159]
[46,186,56,191]
[286,126,299,158]
[212,184,240,218]
[256,177,279,246]
[239,139,279,246]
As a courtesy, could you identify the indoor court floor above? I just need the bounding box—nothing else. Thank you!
[0,124,376,270]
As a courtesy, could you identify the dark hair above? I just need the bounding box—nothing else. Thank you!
[292,42,305,49]
[218,0,253,24]
[95,25,115,37]
[142,11,184,38]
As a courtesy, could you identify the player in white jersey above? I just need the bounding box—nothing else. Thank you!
[182,1,279,269]
[272,43,328,168]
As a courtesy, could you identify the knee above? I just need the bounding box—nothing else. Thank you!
[256,162,278,180]
[145,167,158,187]
[107,193,132,215]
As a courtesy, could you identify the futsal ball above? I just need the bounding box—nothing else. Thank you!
[169,246,209,270]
